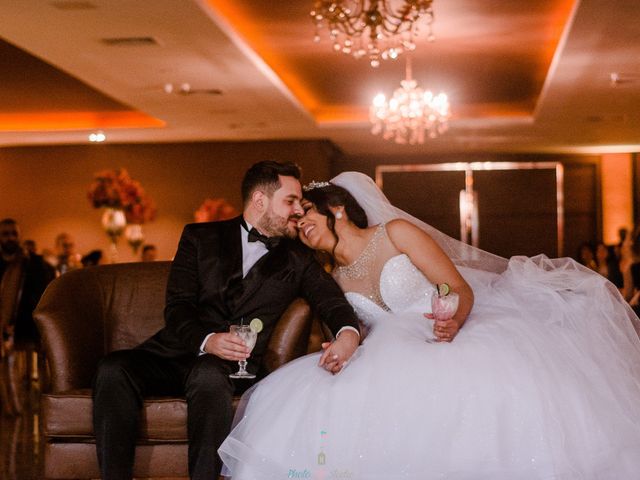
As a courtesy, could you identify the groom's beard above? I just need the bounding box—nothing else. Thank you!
[258,208,299,239]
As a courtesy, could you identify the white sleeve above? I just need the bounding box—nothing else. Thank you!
[199,332,216,356]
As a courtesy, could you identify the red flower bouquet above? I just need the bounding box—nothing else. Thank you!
[88,168,157,224]
[194,198,237,223]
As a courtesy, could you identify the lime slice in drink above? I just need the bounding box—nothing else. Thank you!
[249,318,263,334]
[437,283,450,297]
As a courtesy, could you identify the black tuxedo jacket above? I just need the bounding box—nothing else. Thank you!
[139,217,359,368]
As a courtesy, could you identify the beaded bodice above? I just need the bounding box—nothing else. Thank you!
[333,224,437,325]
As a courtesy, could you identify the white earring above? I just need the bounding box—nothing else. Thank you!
[335,211,343,220]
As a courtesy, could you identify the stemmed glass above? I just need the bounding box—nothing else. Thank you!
[229,325,258,379]
[426,291,459,342]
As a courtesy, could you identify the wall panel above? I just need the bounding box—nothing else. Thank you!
[0,140,334,263]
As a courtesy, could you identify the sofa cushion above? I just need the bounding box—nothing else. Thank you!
[44,442,189,479]
[43,390,243,441]
[43,389,187,441]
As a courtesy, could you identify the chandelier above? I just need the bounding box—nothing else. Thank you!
[310,0,434,67]
[369,57,450,144]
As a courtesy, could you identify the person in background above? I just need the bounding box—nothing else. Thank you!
[615,227,629,261]
[23,239,37,257]
[54,232,82,275]
[622,226,640,313]
[576,241,597,271]
[81,250,104,268]
[595,242,623,289]
[141,244,158,262]
[0,219,55,414]
[1,219,55,347]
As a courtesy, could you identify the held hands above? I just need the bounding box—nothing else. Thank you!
[318,330,360,374]
[204,333,250,361]
[424,313,461,342]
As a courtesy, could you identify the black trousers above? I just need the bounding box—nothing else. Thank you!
[92,349,249,480]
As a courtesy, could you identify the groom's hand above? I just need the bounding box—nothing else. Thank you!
[319,330,359,374]
[204,333,250,361]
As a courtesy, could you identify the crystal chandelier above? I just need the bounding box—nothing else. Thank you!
[369,57,450,144]
[310,0,434,67]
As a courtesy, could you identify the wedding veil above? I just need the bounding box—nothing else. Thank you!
[331,171,508,273]
[329,171,640,336]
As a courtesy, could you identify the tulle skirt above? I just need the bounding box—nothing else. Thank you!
[219,256,640,479]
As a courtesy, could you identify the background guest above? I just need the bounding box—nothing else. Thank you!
[615,227,629,261]
[595,242,623,289]
[81,250,104,267]
[621,226,640,314]
[0,218,55,414]
[54,232,82,275]
[23,239,37,257]
[576,241,597,271]
[141,244,158,262]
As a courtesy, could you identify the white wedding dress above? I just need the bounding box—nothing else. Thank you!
[219,223,640,480]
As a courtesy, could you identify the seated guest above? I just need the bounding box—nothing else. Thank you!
[81,250,104,267]
[141,244,158,262]
[54,232,82,275]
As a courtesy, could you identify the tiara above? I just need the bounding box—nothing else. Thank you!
[303,180,331,192]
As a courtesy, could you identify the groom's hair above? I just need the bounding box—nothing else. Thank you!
[241,160,301,205]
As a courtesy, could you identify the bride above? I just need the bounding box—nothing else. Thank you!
[219,172,640,479]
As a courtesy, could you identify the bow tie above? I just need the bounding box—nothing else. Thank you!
[248,227,281,250]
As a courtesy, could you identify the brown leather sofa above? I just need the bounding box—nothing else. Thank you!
[33,261,326,479]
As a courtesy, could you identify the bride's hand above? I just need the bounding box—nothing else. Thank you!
[319,330,359,374]
[427,315,461,342]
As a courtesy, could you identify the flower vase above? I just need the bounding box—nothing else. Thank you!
[125,224,145,254]
[101,208,126,263]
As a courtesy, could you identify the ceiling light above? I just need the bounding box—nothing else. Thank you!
[369,56,450,144]
[311,0,435,67]
[163,83,222,96]
[89,131,106,142]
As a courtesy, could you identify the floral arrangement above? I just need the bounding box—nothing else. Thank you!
[194,198,237,223]
[87,168,157,224]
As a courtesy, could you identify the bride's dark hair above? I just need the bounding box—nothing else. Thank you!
[303,184,369,262]
[303,184,368,231]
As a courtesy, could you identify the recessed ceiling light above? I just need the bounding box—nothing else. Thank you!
[163,83,222,96]
[89,131,106,142]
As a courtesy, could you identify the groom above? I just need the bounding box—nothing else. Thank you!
[92,160,360,480]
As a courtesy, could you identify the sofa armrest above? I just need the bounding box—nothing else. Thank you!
[33,268,106,393]
[263,298,312,374]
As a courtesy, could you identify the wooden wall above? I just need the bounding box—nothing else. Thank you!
[334,153,601,260]
[0,141,620,263]
[0,140,336,263]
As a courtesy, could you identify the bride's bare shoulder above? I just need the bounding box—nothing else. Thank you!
[384,218,428,235]
[384,219,436,248]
